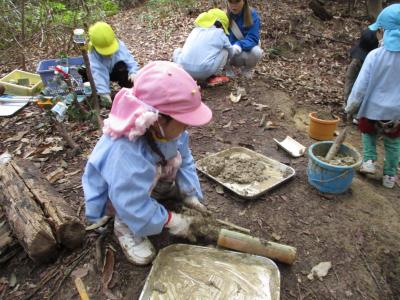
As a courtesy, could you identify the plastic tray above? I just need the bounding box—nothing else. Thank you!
[139,244,280,300]
[196,147,295,199]
[0,70,43,96]
[274,136,306,158]
[36,57,84,92]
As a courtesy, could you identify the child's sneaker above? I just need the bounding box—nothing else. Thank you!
[382,175,396,188]
[114,217,156,265]
[242,68,254,79]
[359,160,376,174]
[206,75,230,87]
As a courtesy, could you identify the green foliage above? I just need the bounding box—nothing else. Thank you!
[0,0,121,51]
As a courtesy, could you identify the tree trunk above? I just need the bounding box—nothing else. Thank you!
[367,0,382,20]
[0,162,57,262]
[10,159,85,249]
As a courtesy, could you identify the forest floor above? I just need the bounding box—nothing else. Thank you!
[1,0,400,299]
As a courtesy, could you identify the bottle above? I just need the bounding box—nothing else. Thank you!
[83,82,92,96]
[73,29,85,45]
[51,102,68,122]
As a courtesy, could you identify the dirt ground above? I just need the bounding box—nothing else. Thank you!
[1,0,400,299]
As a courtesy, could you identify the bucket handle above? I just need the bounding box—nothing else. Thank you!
[307,169,352,183]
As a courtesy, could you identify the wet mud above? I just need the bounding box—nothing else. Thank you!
[317,153,357,166]
[202,155,269,184]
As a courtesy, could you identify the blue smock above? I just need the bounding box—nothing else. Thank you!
[228,8,260,51]
[346,47,400,120]
[82,131,203,237]
[89,40,139,94]
[174,27,232,78]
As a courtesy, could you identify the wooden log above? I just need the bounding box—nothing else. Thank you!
[10,159,85,249]
[0,161,57,262]
[217,229,297,264]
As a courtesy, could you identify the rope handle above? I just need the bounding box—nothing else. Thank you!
[307,168,352,183]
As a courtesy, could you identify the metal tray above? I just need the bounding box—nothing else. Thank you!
[139,244,280,300]
[196,147,295,199]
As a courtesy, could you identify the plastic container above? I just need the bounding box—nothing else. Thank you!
[307,141,362,194]
[36,57,84,88]
[0,70,43,96]
[308,112,340,141]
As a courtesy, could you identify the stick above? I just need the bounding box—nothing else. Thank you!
[51,117,81,154]
[75,277,90,300]
[325,127,348,161]
[216,219,251,234]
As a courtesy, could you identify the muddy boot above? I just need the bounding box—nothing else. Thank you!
[114,217,156,265]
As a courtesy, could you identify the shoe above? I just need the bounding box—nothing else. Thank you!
[352,118,359,125]
[359,160,376,174]
[207,75,230,87]
[382,175,396,188]
[242,68,254,79]
[114,217,156,265]
[226,69,236,78]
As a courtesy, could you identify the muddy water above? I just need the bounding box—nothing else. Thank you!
[144,245,279,300]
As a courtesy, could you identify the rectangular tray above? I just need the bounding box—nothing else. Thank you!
[0,95,29,117]
[139,244,280,300]
[0,70,43,96]
[196,147,295,199]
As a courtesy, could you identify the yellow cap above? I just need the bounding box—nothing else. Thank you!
[88,22,119,56]
[194,8,229,34]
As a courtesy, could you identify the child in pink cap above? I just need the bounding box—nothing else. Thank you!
[82,61,212,265]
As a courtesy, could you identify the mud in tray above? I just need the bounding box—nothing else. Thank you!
[196,147,295,199]
[139,244,280,300]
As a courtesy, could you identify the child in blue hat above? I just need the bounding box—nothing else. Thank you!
[345,4,400,188]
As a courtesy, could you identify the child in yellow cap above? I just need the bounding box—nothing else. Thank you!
[173,8,233,87]
[87,22,139,104]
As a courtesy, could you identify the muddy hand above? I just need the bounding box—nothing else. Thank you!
[183,196,208,215]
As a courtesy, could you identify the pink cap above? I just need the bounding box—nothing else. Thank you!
[103,61,212,140]
[133,61,212,126]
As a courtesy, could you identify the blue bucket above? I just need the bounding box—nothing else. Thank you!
[307,141,362,194]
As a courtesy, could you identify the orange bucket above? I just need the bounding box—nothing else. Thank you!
[308,112,340,141]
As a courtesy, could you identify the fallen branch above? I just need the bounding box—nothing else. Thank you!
[216,219,251,234]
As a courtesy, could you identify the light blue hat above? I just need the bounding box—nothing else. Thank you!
[369,4,400,51]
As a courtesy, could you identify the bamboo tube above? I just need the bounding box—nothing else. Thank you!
[217,229,297,265]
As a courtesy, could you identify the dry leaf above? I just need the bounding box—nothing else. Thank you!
[5,131,28,143]
[102,247,115,286]
[71,266,89,279]
[229,92,241,103]
[223,121,232,128]
[46,168,65,183]
[42,146,63,155]
[307,261,332,281]
[215,185,224,194]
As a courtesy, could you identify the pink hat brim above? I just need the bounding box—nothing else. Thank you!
[170,102,212,126]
